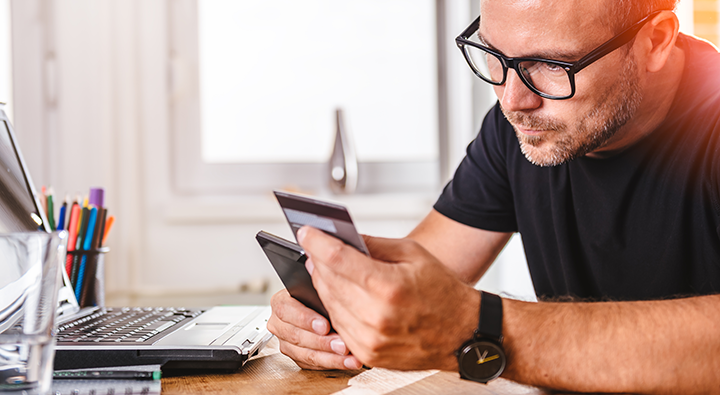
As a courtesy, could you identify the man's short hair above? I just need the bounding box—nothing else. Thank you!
[611,0,679,33]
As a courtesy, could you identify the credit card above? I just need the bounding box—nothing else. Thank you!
[274,191,369,255]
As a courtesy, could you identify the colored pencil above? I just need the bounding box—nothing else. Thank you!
[64,204,81,276]
[71,207,89,288]
[46,188,55,231]
[75,207,98,301]
[101,216,115,246]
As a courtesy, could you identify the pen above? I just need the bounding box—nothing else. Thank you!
[53,369,161,380]
[57,196,67,231]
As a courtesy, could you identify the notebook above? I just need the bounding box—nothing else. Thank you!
[0,104,273,371]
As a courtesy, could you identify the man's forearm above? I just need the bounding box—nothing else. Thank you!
[502,294,720,394]
[405,210,512,284]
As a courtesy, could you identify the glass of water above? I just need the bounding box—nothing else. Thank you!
[0,231,67,394]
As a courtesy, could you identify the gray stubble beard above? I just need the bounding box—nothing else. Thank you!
[502,54,644,167]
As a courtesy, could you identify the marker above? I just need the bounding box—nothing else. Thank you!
[89,187,104,208]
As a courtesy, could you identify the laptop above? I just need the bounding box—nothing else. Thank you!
[0,104,273,371]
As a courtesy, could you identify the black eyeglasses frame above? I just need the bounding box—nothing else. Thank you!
[455,10,665,100]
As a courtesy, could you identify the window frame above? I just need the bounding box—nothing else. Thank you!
[168,0,474,195]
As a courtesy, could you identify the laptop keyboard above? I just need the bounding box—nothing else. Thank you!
[57,307,204,344]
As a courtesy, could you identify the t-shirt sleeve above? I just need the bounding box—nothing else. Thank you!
[711,117,720,240]
[433,104,518,232]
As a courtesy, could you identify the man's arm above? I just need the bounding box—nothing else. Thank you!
[503,295,720,393]
[298,224,720,394]
[406,210,513,284]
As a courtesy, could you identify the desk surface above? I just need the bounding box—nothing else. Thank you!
[161,338,550,395]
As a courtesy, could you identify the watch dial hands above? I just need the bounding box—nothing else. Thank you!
[474,348,499,364]
[477,354,500,364]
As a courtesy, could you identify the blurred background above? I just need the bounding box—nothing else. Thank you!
[0,0,710,306]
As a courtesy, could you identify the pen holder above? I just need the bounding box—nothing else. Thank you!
[66,247,109,307]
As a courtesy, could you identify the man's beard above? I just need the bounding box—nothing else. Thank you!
[501,54,643,167]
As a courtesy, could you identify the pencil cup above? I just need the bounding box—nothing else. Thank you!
[66,247,109,307]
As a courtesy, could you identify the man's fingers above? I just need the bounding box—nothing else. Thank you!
[298,226,354,263]
[269,290,351,356]
[298,227,380,278]
[267,313,349,355]
[271,289,330,335]
[279,341,363,371]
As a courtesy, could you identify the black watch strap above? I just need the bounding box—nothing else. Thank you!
[476,291,503,342]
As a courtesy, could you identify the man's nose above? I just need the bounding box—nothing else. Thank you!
[496,70,542,112]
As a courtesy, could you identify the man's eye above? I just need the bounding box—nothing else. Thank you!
[542,62,565,73]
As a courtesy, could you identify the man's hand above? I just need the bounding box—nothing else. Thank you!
[267,289,363,370]
[297,226,480,371]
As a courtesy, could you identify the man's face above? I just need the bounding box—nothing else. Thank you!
[479,0,644,166]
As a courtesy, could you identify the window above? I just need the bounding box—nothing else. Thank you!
[693,0,719,45]
[169,0,468,195]
[0,0,12,121]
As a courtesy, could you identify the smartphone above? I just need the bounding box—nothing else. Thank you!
[273,190,369,255]
[256,230,329,320]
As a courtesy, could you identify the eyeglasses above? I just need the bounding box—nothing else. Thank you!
[455,11,663,100]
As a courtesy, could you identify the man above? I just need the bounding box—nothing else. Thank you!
[268,0,720,392]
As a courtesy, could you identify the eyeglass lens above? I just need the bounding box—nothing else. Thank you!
[463,45,573,97]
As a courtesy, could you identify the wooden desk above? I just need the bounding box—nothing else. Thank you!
[162,338,549,395]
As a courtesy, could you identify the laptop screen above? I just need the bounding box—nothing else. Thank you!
[0,106,78,320]
[0,119,45,232]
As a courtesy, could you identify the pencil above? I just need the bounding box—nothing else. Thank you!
[101,216,115,246]
[47,188,55,231]
[40,186,48,222]
[75,207,98,302]
[71,207,89,288]
[64,204,81,277]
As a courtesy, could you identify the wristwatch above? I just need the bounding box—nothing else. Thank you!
[456,291,506,383]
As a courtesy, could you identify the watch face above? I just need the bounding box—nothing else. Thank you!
[458,340,506,383]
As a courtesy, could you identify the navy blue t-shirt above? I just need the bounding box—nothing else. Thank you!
[434,34,720,301]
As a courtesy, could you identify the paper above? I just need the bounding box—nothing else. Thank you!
[333,368,439,395]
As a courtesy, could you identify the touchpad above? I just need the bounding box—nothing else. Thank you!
[187,322,229,330]
[154,306,259,346]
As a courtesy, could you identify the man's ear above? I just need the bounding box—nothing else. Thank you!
[640,11,680,73]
